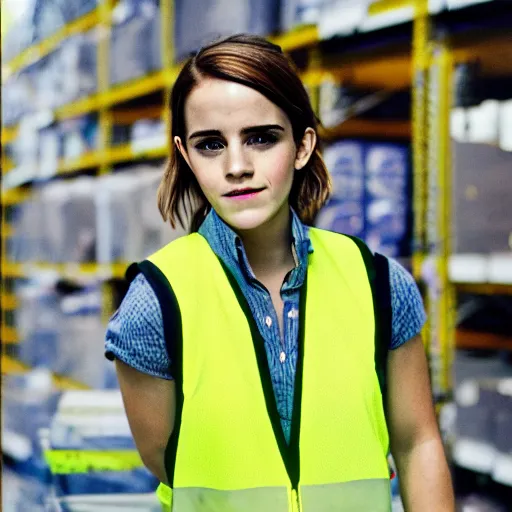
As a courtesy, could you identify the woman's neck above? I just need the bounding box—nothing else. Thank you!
[237,206,295,279]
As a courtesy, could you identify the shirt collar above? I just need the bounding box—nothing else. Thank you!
[198,208,313,281]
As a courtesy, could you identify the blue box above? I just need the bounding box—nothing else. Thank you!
[364,143,412,257]
[280,0,325,32]
[365,198,408,239]
[365,234,401,258]
[3,458,52,509]
[324,141,365,201]
[18,290,62,370]
[315,200,365,239]
[365,197,411,257]
[317,140,412,257]
[54,469,159,497]
[365,143,409,200]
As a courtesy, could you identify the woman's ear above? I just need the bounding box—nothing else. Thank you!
[294,128,317,171]
[174,136,193,169]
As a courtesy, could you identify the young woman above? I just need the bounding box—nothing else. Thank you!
[106,34,454,511]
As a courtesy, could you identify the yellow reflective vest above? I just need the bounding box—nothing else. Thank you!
[132,227,392,512]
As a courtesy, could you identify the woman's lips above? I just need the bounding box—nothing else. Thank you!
[223,188,265,200]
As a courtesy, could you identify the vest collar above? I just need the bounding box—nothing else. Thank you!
[198,208,313,290]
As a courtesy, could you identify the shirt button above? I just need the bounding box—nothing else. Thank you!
[288,308,298,319]
[265,316,272,328]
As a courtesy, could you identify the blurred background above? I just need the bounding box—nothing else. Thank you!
[1,0,511,510]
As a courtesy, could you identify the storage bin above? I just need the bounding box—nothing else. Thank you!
[109,0,161,85]
[58,31,98,106]
[324,140,365,201]
[365,143,409,200]
[280,0,325,32]
[174,0,280,61]
[365,199,409,257]
[58,285,106,387]
[16,277,63,371]
[2,371,60,460]
[47,390,159,501]
[365,143,411,257]
[96,167,186,264]
[453,141,512,254]
[315,200,365,239]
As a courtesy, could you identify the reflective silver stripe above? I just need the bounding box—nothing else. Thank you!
[172,486,289,511]
[300,479,391,512]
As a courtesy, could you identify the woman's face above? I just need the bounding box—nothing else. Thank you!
[175,78,315,232]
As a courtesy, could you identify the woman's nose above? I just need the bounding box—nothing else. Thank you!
[225,145,253,179]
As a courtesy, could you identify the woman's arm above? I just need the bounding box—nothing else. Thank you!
[106,273,176,483]
[387,334,455,511]
[116,360,176,484]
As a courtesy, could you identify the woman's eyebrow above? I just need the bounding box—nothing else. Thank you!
[188,129,221,140]
[188,124,284,141]
[241,124,284,134]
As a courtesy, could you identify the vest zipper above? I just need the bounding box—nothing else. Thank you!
[292,487,301,512]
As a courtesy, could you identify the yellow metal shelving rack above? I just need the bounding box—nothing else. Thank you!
[3,9,100,80]
[2,0,507,398]
[0,0,423,386]
[425,40,456,401]
[0,0,323,387]
[370,0,512,402]
[368,0,456,403]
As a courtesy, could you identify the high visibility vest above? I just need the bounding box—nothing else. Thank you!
[132,227,392,512]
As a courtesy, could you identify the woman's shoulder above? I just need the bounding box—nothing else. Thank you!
[386,257,427,350]
[113,273,163,328]
[105,273,173,380]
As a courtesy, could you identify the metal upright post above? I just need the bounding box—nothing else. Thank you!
[411,0,430,282]
[98,0,114,175]
[161,0,175,150]
[0,199,7,357]
[369,0,434,356]
[98,0,115,324]
[425,39,455,401]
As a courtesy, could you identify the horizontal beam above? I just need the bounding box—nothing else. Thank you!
[1,189,31,206]
[5,9,100,77]
[271,25,318,52]
[1,294,19,310]
[45,449,143,474]
[368,0,414,16]
[320,118,411,140]
[456,329,512,351]
[1,326,19,343]
[1,126,18,145]
[1,355,90,389]
[455,282,512,296]
[1,262,128,280]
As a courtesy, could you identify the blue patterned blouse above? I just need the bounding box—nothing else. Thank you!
[106,209,426,443]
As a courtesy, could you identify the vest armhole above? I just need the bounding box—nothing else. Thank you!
[126,260,184,487]
[373,253,392,416]
[342,236,391,415]
[125,262,142,284]
[342,235,377,281]
[125,261,183,374]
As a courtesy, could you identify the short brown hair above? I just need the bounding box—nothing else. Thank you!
[158,34,331,232]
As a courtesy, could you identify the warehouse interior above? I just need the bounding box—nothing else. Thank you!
[1,0,512,510]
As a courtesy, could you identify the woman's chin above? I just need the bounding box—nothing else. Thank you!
[220,208,273,233]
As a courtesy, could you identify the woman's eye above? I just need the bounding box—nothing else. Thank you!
[247,133,278,146]
[196,140,224,152]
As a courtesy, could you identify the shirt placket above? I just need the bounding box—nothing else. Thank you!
[280,287,300,437]
[262,294,285,364]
